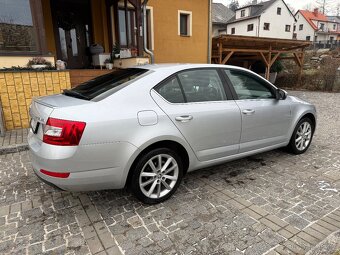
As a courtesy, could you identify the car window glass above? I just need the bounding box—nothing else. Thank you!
[177,69,226,102]
[224,70,275,99]
[155,77,185,103]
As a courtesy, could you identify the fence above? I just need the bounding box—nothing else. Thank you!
[308,40,340,50]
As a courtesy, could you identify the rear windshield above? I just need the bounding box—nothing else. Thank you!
[63,68,148,100]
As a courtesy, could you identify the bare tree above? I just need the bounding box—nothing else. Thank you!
[228,0,239,11]
[315,0,337,15]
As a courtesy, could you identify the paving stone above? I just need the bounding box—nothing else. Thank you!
[86,236,104,254]
[260,218,281,231]
[285,214,310,230]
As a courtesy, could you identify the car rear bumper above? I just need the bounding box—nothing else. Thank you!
[28,130,138,191]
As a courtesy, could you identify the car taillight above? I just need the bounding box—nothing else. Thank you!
[43,118,86,146]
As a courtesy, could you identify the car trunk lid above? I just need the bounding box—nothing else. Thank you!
[29,94,91,141]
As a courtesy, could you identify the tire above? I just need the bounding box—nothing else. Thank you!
[130,148,183,204]
[287,117,314,155]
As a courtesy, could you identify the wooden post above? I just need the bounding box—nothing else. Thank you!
[297,50,305,86]
[266,45,272,80]
[218,38,222,64]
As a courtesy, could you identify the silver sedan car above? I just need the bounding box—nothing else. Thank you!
[28,64,316,204]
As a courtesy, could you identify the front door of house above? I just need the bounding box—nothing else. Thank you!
[51,0,92,69]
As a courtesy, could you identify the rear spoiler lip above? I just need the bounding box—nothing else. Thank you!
[33,98,57,109]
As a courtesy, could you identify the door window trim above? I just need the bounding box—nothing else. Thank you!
[153,67,234,104]
[220,68,277,100]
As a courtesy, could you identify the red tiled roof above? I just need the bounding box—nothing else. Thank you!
[299,10,328,30]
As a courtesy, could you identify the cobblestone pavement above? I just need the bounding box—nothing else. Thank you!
[0,91,339,255]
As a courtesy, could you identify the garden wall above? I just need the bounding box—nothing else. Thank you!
[0,71,71,130]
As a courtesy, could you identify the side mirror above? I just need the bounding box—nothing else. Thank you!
[276,89,287,100]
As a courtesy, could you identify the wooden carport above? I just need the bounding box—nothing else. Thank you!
[212,35,311,82]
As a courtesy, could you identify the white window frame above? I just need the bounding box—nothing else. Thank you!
[178,10,193,36]
[146,6,154,50]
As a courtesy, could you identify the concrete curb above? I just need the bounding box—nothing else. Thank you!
[0,143,29,155]
[306,230,340,255]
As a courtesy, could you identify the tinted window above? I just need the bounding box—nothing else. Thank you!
[178,69,226,102]
[63,68,148,100]
[224,70,275,100]
[155,77,185,103]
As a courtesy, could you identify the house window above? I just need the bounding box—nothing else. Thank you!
[330,37,334,42]
[118,9,137,48]
[314,36,318,41]
[0,0,39,53]
[241,10,245,17]
[277,7,281,15]
[231,27,235,34]
[306,36,311,41]
[320,23,324,31]
[293,33,297,39]
[333,24,336,30]
[285,25,291,32]
[263,23,270,30]
[247,24,254,31]
[293,25,296,31]
[299,24,303,30]
[178,11,192,36]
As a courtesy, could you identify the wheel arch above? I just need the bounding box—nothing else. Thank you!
[124,139,191,188]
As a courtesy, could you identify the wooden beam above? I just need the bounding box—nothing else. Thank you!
[293,52,302,67]
[270,52,280,66]
[222,51,234,65]
[258,52,269,66]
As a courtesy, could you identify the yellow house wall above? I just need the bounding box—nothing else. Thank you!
[0,71,71,130]
[148,0,209,63]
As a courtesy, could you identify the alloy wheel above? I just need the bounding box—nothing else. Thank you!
[139,154,179,199]
[295,121,312,151]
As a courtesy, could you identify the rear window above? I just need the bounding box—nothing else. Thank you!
[63,68,148,100]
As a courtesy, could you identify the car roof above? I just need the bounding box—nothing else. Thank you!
[134,63,247,73]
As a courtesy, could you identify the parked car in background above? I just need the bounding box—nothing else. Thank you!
[28,64,316,204]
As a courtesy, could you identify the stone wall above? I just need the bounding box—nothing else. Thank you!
[0,71,71,130]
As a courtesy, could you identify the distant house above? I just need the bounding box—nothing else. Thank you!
[295,9,340,43]
[226,0,296,39]
[212,3,234,37]
[327,16,340,42]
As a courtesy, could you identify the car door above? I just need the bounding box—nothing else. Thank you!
[223,69,292,153]
[151,68,242,161]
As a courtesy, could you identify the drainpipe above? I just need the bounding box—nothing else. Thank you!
[0,100,5,137]
[207,0,212,63]
[142,0,154,63]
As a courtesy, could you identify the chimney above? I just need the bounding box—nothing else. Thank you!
[313,8,318,15]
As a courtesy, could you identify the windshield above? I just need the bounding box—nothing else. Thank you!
[63,68,148,100]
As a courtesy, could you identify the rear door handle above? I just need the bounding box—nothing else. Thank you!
[175,115,193,122]
[242,109,255,115]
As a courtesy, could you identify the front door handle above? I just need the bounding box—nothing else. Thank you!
[242,109,255,115]
[175,115,193,122]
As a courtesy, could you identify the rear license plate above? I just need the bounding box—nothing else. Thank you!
[30,119,40,134]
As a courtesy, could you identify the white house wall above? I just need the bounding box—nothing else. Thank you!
[295,12,315,41]
[226,0,295,39]
[227,18,259,36]
[258,0,294,39]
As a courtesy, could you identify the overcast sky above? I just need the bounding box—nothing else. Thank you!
[213,0,338,15]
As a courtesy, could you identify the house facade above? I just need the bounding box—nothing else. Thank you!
[226,0,295,39]
[294,9,340,43]
[0,0,211,69]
